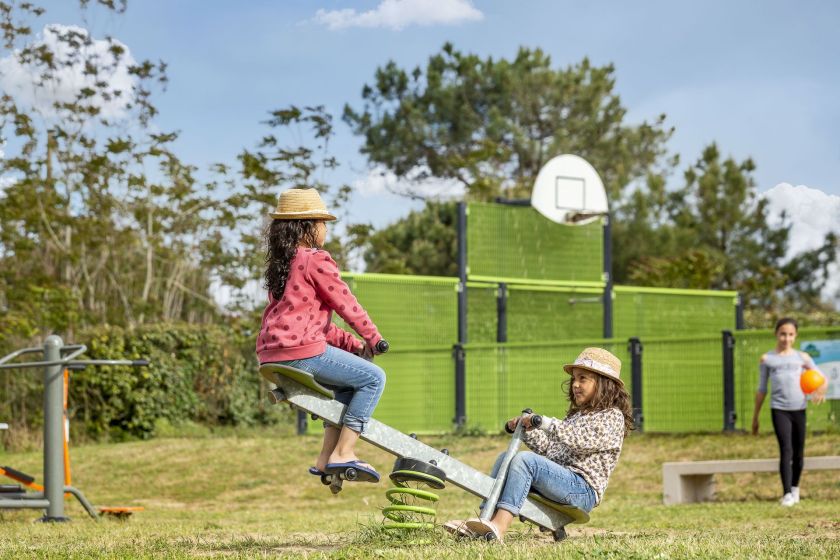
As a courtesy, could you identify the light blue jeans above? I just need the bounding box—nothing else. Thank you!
[276,345,386,433]
[487,451,597,516]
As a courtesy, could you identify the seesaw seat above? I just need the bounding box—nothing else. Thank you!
[259,363,335,398]
[528,492,590,523]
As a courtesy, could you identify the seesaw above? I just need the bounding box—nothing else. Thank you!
[260,360,589,541]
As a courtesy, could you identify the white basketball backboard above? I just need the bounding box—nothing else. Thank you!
[531,154,608,224]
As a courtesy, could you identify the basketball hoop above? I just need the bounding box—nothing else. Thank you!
[531,155,608,225]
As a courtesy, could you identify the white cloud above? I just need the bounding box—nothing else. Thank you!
[353,166,465,199]
[764,183,840,304]
[0,24,136,119]
[314,0,483,31]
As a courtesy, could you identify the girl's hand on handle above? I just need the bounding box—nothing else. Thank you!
[360,343,375,360]
[521,413,535,430]
[506,413,538,433]
[358,339,388,361]
[505,417,519,433]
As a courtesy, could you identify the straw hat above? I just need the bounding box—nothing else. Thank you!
[563,347,623,386]
[270,188,337,221]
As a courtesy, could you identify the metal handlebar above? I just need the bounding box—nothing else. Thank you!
[0,344,149,371]
[0,346,45,366]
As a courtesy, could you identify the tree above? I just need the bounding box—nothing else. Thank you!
[344,43,674,203]
[213,104,356,307]
[0,1,231,341]
[361,201,458,276]
[625,143,838,319]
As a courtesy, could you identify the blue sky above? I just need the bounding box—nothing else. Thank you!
[24,0,840,231]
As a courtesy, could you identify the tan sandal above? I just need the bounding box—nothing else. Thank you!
[443,519,477,539]
[464,518,504,543]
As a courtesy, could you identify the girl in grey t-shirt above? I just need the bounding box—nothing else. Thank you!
[751,318,828,507]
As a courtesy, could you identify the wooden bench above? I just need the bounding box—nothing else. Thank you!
[662,456,840,505]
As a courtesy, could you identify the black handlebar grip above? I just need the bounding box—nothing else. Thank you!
[376,340,389,354]
[132,359,150,367]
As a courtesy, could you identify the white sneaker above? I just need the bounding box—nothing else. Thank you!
[791,487,800,503]
[779,493,796,507]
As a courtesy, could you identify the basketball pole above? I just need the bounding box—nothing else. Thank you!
[455,201,468,429]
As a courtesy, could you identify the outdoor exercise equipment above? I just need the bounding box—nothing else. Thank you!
[0,335,148,521]
[800,368,825,394]
[260,341,589,541]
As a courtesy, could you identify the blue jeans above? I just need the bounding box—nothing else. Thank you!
[277,345,386,433]
[487,451,597,516]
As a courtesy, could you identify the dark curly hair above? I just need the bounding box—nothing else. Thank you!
[264,219,321,300]
[563,374,634,436]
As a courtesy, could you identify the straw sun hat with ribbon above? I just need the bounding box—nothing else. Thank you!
[269,188,337,221]
[563,347,623,386]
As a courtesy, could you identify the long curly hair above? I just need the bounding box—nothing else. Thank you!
[563,374,635,436]
[263,219,320,300]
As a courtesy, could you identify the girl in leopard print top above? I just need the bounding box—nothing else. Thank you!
[446,347,633,543]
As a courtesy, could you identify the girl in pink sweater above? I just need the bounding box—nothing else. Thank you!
[257,188,386,482]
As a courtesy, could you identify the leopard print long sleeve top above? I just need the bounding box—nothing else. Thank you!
[521,408,625,505]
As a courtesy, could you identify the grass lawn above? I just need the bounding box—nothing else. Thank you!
[0,425,838,559]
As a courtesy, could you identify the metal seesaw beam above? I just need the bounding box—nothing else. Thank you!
[261,365,586,532]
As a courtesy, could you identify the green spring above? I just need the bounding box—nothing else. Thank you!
[382,459,446,530]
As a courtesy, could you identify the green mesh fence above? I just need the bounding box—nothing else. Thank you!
[642,335,722,432]
[467,283,498,343]
[342,273,458,347]
[322,271,821,436]
[613,286,737,339]
[304,346,454,435]
[464,339,631,432]
[506,285,603,342]
[466,202,603,283]
[373,347,455,433]
[735,327,840,433]
[322,273,458,433]
[467,282,604,343]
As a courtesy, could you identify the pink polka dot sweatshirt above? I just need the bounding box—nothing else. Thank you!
[256,248,382,363]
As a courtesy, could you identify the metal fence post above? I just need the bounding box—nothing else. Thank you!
[454,344,466,427]
[496,283,507,343]
[455,201,468,428]
[628,337,643,432]
[735,293,745,330]
[41,335,68,522]
[722,330,736,431]
[296,410,308,435]
[603,213,613,339]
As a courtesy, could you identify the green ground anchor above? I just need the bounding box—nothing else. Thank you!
[382,457,446,531]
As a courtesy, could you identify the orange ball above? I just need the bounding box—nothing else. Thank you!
[800,369,825,394]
